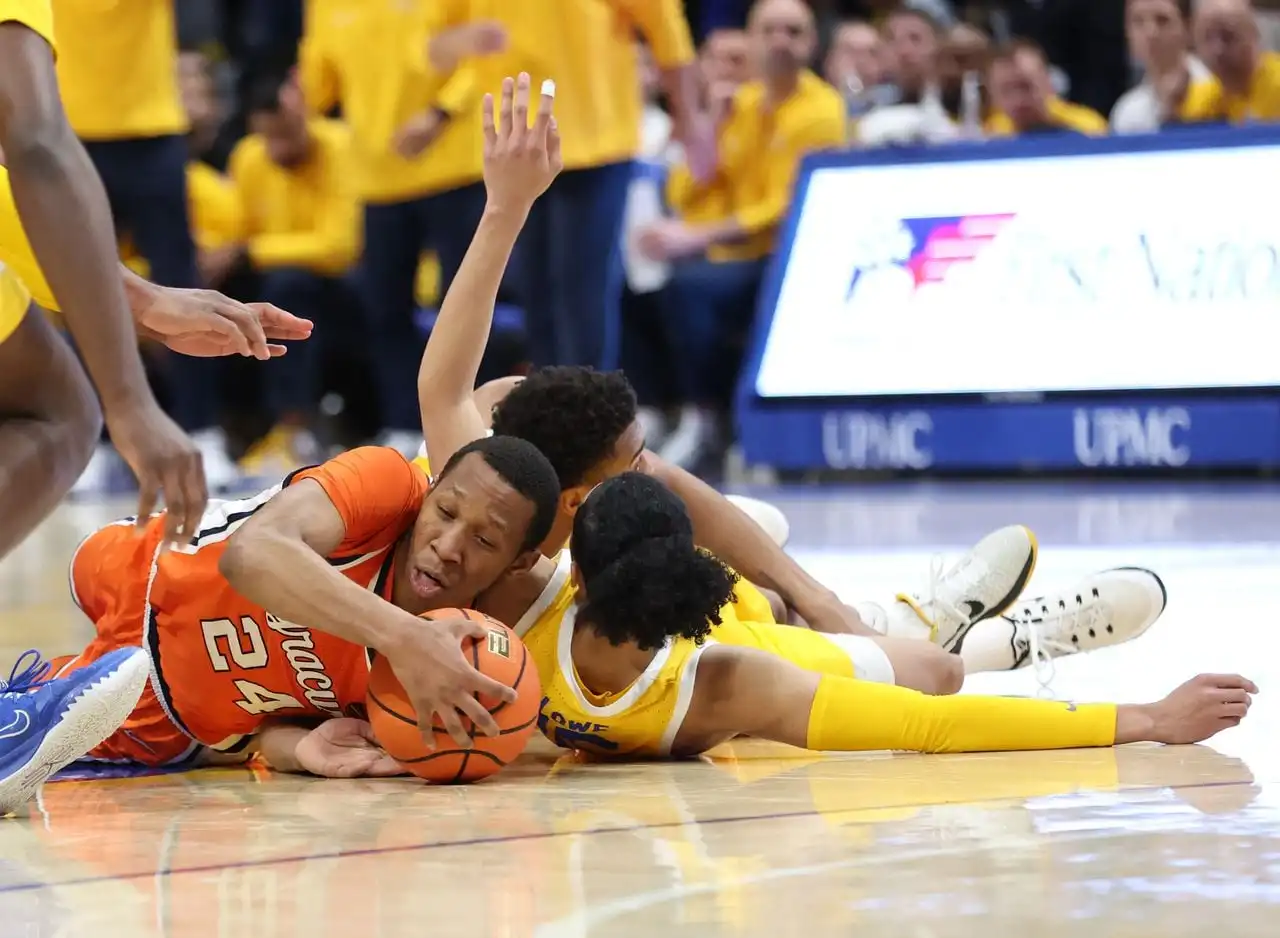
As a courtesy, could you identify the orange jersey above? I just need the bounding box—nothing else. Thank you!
[68,446,427,759]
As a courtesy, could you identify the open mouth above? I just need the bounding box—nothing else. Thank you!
[409,567,446,599]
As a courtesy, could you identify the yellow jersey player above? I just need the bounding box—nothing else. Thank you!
[524,471,1254,758]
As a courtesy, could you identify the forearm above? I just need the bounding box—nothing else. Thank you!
[805,674,1120,753]
[220,529,410,652]
[648,456,840,620]
[255,723,311,773]
[660,62,705,135]
[6,127,150,408]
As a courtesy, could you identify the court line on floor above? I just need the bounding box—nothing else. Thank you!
[0,777,1259,898]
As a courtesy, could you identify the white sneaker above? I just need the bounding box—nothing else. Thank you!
[190,428,240,493]
[1001,567,1167,696]
[896,525,1038,650]
[725,495,790,548]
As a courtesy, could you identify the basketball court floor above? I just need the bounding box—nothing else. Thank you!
[1,481,1277,937]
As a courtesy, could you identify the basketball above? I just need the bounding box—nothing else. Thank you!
[366,608,541,783]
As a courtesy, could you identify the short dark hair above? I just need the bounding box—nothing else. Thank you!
[245,71,288,117]
[489,367,638,488]
[573,473,739,652]
[884,3,944,35]
[436,436,560,552]
[986,37,1047,70]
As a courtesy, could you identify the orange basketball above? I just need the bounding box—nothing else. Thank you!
[366,608,541,783]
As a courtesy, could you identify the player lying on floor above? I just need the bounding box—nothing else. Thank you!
[44,435,560,771]
[519,472,1257,757]
[413,73,1159,681]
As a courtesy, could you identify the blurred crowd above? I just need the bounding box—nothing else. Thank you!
[56,0,1280,491]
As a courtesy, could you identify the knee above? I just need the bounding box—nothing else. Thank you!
[920,645,965,696]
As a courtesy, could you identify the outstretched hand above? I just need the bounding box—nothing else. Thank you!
[481,72,563,214]
[135,285,314,359]
[294,718,407,779]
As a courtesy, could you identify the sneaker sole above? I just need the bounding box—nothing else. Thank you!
[0,651,150,814]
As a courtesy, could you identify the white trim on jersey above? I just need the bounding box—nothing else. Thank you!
[556,605,677,719]
[658,641,714,756]
[514,551,573,637]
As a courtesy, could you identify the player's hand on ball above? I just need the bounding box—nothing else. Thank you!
[481,72,562,214]
[383,614,517,749]
[1149,673,1257,744]
[294,718,406,779]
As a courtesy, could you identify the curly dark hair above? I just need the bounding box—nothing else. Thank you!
[489,367,638,488]
[572,473,739,652]
[436,436,560,552]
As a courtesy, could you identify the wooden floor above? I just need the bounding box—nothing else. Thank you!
[1,485,1277,938]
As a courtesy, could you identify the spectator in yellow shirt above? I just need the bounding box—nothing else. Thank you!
[428,0,711,374]
[224,74,360,473]
[637,0,846,469]
[985,41,1110,136]
[1173,0,1280,123]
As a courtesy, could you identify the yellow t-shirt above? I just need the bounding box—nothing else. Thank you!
[521,554,859,757]
[667,71,847,263]
[298,0,465,203]
[984,96,1109,137]
[228,119,359,276]
[0,0,56,50]
[1180,51,1280,123]
[51,0,186,139]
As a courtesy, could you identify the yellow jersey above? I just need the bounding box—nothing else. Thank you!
[984,97,1109,137]
[522,554,872,756]
[51,0,186,140]
[0,0,55,50]
[1180,51,1280,124]
[0,266,31,345]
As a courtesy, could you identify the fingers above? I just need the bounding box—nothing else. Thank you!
[136,477,159,534]
[498,75,514,140]
[457,693,500,738]
[465,667,517,705]
[432,704,472,749]
[162,456,207,550]
[365,754,409,777]
[482,92,497,150]
[210,296,269,359]
[531,77,555,146]
[512,72,530,142]
[248,302,313,340]
[548,114,562,170]
[1199,673,1259,694]
[266,344,289,357]
[1220,702,1249,719]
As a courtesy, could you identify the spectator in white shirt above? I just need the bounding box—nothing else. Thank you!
[1112,0,1209,132]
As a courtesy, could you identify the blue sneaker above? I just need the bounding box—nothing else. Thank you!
[0,647,150,814]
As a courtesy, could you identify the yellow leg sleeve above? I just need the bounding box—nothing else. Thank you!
[805,675,1117,753]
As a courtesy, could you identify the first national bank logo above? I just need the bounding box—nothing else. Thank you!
[844,213,1017,310]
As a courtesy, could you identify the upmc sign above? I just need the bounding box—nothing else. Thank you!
[736,127,1280,471]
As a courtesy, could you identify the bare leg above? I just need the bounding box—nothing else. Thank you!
[0,305,101,559]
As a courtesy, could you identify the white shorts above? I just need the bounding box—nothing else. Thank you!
[823,633,897,686]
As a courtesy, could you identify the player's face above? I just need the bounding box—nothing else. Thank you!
[400,453,538,613]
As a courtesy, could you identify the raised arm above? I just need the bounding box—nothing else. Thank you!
[416,73,562,468]
[680,644,1256,755]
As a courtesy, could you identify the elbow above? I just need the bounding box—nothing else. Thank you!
[2,117,75,178]
[218,529,259,591]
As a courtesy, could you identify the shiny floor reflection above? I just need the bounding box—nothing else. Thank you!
[1,484,1276,937]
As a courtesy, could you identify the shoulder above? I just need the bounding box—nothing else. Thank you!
[290,446,426,503]
[0,1,56,54]
[228,135,267,172]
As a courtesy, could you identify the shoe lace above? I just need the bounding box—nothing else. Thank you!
[1017,593,1107,699]
[923,555,971,647]
[0,650,51,694]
